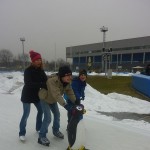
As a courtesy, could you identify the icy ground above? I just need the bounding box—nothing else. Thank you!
[0,71,150,150]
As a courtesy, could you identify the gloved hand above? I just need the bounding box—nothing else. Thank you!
[64,104,72,111]
[75,99,80,105]
[79,104,84,109]
[41,83,47,90]
[79,97,84,100]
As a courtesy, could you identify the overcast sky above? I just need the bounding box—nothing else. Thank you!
[0,0,150,61]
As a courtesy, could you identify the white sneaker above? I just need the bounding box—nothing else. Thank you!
[19,136,26,141]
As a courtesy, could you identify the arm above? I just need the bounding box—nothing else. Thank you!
[47,79,66,106]
[24,69,47,88]
[65,84,76,103]
[71,80,81,100]
[81,86,85,100]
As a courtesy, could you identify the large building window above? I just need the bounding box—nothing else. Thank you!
[80,57,86,63]
[112,55,117,62]
[94,56,101,62]
[133,53,143,62]
[122,54,131,62]
[73,57,79,64]
[145,52,150,62]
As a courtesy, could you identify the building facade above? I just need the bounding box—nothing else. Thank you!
[66,36,150,72]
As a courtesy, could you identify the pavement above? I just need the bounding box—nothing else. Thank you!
[97,111,150,123]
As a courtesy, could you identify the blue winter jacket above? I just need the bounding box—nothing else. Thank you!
[64,77,86,105]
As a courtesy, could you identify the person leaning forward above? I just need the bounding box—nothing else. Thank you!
[38,66,77,146]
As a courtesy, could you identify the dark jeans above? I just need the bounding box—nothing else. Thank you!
[19,101,43,136]
[39,100,60,138]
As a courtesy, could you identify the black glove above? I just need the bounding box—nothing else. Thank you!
[75,99,80,105]
[64,104,72,111]
[41,83,47,90]
[79,97,83,100]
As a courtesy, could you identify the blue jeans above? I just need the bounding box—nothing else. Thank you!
[19,101,43,136]
[39,100,60,138]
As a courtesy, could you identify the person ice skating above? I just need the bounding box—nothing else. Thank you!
[64,69,87,123]
[19,50,47,141]
[38,66,78,146]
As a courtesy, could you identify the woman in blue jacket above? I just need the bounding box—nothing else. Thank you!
[64,69,87,123]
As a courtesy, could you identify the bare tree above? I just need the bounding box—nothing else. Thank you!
[18,53,30,68]
[18,53,29,63]
[46,58,70,72]
[56,58,70,68]
[0,49,13,67]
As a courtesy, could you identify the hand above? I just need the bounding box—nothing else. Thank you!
[41,83,47,90]
[79,97,84,100]
[79,104,84,109]
[64,104,72,111]
[75,99,80,105]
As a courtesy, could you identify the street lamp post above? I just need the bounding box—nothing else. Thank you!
[78,49,80,70]
[20,37,25,71]
[54,43,56,72]
[70,47,72,70]
[100,26,108,76]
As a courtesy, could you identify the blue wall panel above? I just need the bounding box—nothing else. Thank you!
[132,74,150,97]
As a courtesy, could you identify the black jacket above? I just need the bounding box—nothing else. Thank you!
[21,65,47,103]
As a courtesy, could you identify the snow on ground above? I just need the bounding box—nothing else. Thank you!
[0,71,150,150]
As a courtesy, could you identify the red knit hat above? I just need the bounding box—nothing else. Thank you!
[29,50,42,62]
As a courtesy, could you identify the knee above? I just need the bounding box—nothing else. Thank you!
[43,114,51,124]
[46,116,51,124]
[54,111,60,118]
[38,109,43,115]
